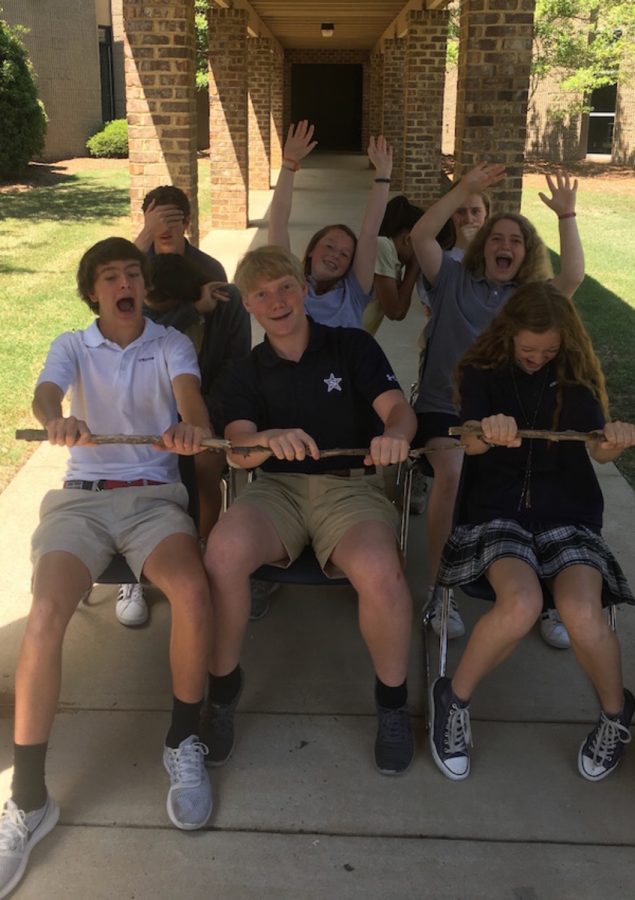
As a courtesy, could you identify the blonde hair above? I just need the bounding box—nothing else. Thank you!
[456,281,609,425]
[462,213,553,284]
[234,245,305,298]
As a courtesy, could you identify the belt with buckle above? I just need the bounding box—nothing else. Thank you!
[63,479,166,491]
[322,466,376,478]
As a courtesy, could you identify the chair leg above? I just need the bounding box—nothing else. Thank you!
[421,584,451,731]
[609,604,617,632]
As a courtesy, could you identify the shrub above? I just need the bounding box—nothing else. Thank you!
[0,18,47,180]
[86,118,128,158]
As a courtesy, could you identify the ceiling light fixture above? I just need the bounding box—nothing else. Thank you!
[321,22,334,39]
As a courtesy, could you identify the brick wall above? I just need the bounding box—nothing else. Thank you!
[454,0,535,212]
[248,39,272,190]
[382,39,406,187]
[2,0,102,160]
[402,8,449,208]
[613,82,635,166]
[369,51,384,141]
[123,0,199,243]
[208,6,248,229]
[270,48,284,171]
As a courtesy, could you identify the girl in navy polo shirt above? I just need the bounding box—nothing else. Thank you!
[429,282,635,784]
[268,120,393,330]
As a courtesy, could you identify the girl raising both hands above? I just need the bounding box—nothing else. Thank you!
[268,120,394,329]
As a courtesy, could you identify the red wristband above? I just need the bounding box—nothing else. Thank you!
[558,212,576,220]
[282,156,300,172]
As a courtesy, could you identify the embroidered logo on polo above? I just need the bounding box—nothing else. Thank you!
[386,373,398,382]
[324,373,343,393]
[138,357,155,362]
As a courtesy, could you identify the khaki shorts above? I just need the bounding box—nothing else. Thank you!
[31,483,196,582]
[232,470,399,577]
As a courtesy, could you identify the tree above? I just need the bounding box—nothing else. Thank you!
[531,0,635,116]
[194,0,209,90]
[0,15,47,179]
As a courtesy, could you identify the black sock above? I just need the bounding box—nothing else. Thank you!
[209,666,242,705]
[375,677,407,710]
[165,696,203,749]
[12,743,48,812]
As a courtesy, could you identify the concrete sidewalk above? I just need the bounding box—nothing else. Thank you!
[1,153,635,899]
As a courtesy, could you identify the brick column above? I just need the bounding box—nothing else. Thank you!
[369,50,384,141]
[208,6,248,229]
[248,38,272,191]
[270,47,284,174]
[361,58,371,151]
[123,0,199,243]
[402,8,449,208]
[613,82,635,165]
[454,0,536,212]
[382,39,406,189]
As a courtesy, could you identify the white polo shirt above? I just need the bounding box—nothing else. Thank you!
[37,319,200,483]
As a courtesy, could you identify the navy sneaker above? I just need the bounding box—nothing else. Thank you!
[429,676,472,781]
[199,669,244,767]
[578,688,634,782]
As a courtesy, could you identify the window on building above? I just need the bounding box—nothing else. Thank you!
[586,83,617,155]
[98,25,115,123]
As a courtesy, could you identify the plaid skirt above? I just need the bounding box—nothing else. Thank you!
[439,518,634,607]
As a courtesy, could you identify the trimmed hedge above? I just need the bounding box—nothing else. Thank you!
[86,118,128,158]
[0,18,47,179]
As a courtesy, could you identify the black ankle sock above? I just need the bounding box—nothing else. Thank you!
[375,677,407,710]
[12,743,48,812]
[165,696,203,749]
[209,666,242,705]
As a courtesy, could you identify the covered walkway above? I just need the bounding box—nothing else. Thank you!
[1,158,635,898]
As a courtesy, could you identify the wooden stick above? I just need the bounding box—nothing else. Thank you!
[448,426,606,442]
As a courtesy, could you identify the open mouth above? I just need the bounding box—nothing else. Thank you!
[496,255,512,270]
[117,296,135,312]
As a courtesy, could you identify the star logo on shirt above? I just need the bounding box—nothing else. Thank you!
[324,373,343,393]
[386,373,398,382]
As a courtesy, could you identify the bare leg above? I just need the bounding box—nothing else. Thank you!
[452,558,543,700]
[204,504,287,676]
[553,566,623,714]
[425,438,463,582]
[15,552,92,745]
[143,533,211,703]
[330,521,411,686]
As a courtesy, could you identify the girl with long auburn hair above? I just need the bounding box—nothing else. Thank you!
[429,282,635,784]
[409,162,584,645]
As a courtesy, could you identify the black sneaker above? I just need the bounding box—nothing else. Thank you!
[374,705,414,775]
[578,688,634,782]
[249,579,279,621]
[199,670,244,767]
[429,676,472,781]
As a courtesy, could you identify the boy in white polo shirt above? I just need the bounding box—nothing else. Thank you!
[0,238,214,899]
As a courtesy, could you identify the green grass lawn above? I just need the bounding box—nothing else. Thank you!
[521,181,635,485]
[0,164,633,490]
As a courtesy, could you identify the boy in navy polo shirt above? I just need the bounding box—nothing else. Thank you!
[200,245,417,776]
[0,238,215,899]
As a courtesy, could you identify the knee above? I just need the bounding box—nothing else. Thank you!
[351,550,410,606]
[495,586,542,639]
[167,572,210,623]
[204,527,252,582]
[558,597,607,646]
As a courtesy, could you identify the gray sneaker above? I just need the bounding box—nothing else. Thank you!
[427,586,465,639]
[249,579,279,621]
[0,795,59,899]
[163,735,213,830]
[199,670,244,767]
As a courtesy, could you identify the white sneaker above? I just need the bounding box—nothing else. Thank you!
[539,609,571,649]
[163,735,213,830]
[0,796,59,899]
[116,583,148,627]
[427,586,465,639]
[409,468,429,516]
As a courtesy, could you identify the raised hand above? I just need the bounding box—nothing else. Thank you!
[194,282,230,314]
[538,172,578,217]
[143,199,184,237]
[461,161,506,195]
[368,135,393,180]
[283,121,318,164]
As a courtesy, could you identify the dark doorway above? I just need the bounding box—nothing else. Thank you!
[291,64,363,151]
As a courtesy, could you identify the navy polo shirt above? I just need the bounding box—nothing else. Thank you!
[221,318,402,474]
[459,364,605,530]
